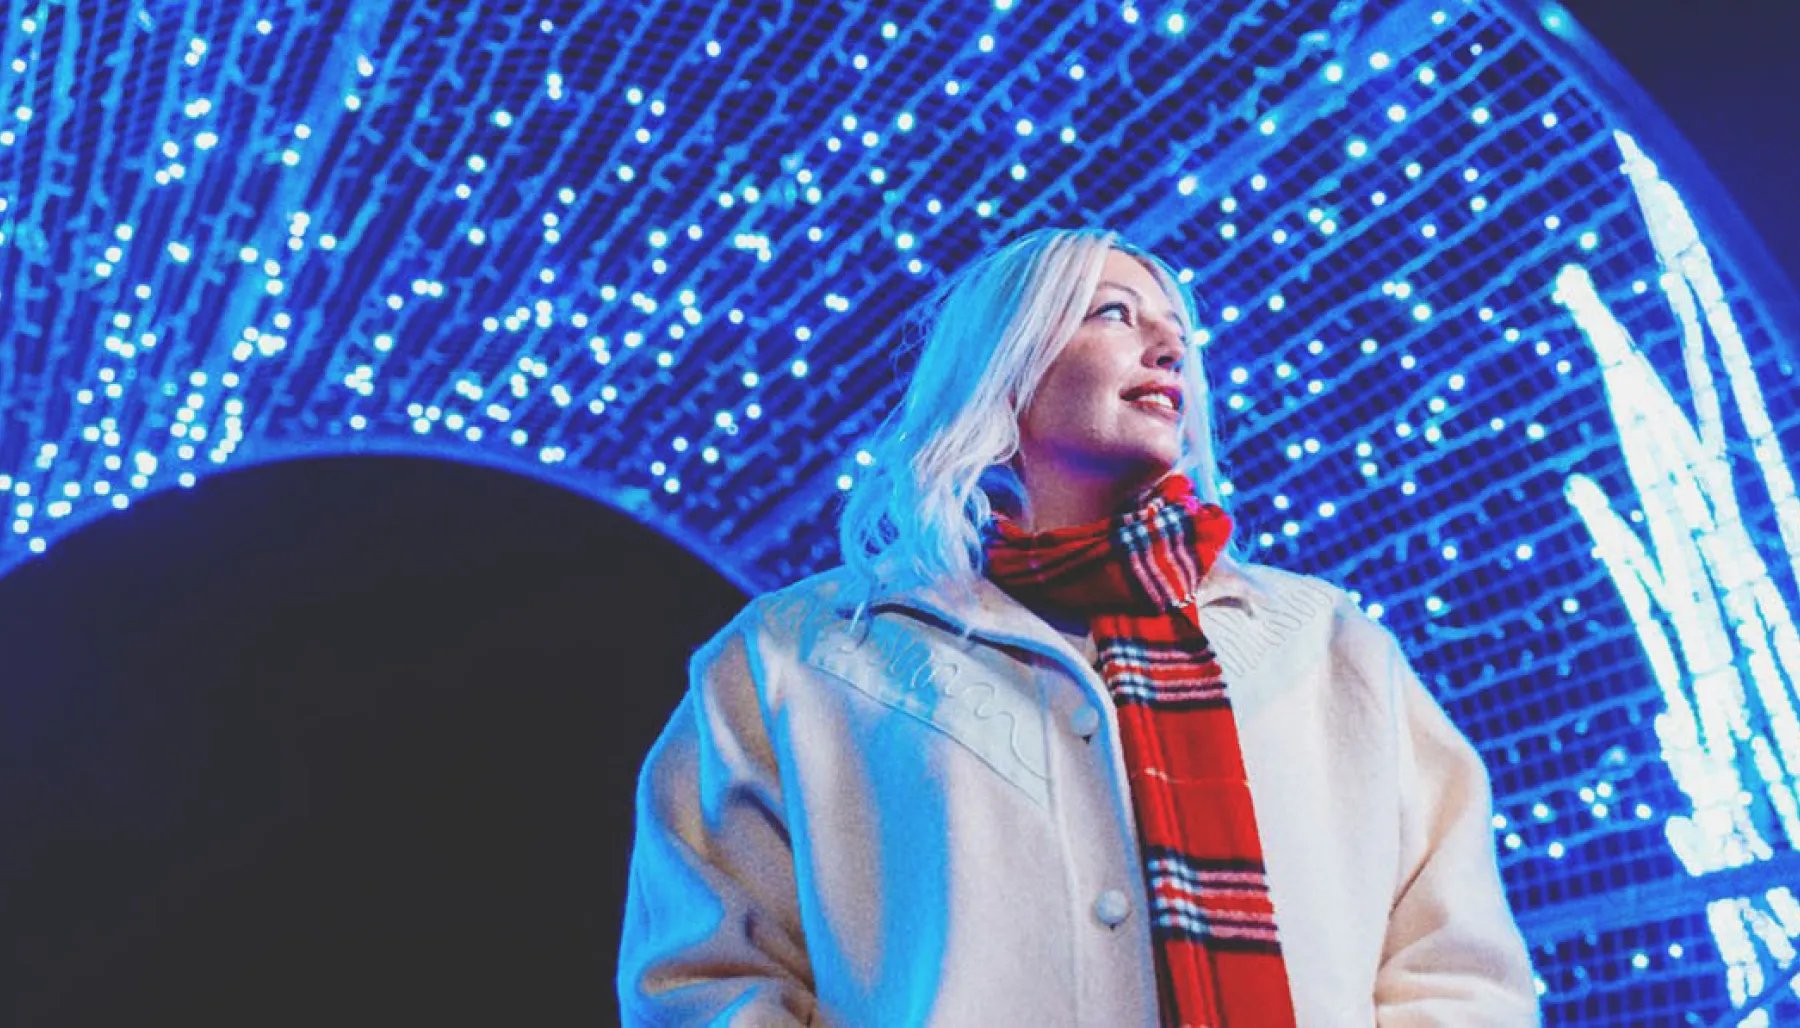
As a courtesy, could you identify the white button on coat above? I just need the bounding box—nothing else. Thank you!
[1093,889,1131,927]
[1069,704,1102,738]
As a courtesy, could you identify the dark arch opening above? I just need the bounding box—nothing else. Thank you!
[0,455,748,1025]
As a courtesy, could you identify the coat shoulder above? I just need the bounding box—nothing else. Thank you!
[749,565,861,634]
[1222,558,1401,669]
[691,565,861,668]
[1224,558,1358,621]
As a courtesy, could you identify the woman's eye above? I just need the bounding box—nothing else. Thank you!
[1091,302,1132,323]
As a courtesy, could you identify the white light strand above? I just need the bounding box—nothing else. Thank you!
[1557,131,1800,1015]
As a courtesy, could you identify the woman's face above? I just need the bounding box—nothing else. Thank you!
[1016,249,1188,520]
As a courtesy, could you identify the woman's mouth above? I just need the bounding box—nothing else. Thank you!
[1121,384,1183,422]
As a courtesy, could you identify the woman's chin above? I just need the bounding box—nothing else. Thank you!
[1105,462,1179,509]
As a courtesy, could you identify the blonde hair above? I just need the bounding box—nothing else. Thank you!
[838,227,1226,601]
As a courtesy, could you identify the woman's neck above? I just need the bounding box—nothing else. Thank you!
[1018,467,1165,532]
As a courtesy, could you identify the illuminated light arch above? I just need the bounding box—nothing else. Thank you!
[2,0,1798,1021]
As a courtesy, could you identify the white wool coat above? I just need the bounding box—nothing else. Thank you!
[618,556,1539,1025]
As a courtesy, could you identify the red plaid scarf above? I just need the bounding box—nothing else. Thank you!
[984,474,1296,1027]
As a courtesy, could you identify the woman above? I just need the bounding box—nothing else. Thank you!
[618,228,1538,1025]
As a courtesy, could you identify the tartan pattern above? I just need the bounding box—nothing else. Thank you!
[1146,849,1283,949]
[986,475,1297,1028]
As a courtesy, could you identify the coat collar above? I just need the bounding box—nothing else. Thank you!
[869,551,1271,653]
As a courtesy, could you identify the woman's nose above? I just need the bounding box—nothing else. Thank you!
[1146,320,1184,371]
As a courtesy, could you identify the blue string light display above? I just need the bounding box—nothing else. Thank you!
[2,0,1798,1021]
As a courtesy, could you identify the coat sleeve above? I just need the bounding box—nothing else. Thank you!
[1372,628,1541,1027]
[616,606,820,1026]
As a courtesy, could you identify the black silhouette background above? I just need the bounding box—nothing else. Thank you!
[1,457,743,1024]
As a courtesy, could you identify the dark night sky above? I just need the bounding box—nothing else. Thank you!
[4,4,1799,1025]
[1558,0,1800,296]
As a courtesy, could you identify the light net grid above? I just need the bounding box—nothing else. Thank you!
[2,0,1798,1022]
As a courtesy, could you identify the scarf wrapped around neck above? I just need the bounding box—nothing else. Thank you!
[984,473,1297,1027]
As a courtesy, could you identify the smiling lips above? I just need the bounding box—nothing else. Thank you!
[1121,382,1184,420]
